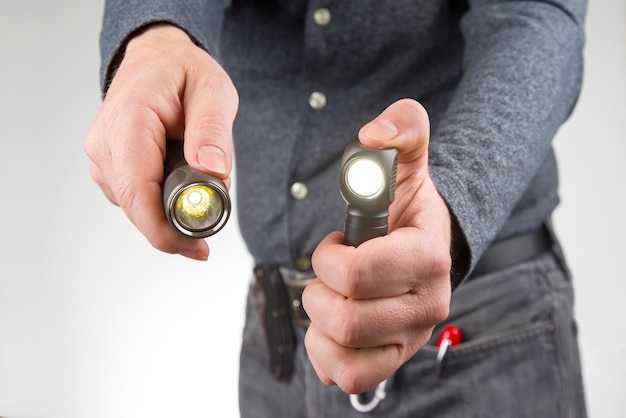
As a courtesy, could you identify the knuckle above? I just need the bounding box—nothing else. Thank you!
[343,261,370,297]
[115,180,177,254]
[410,248,452,326]
[430,297,451,325]
[83,135,96,160]
[89,163,103,184]
[192,114,228,133]
[428,245,452,278]
[189,57,239,107]
[421,284,451,326]
[84,128,105,164]
[330,304,362,347]
[190,115,231,143]
[115,180,148,229]
[88,159,119,206]
[398,98,428,121]
[336,368,373,395]
[115,179,139,213]
[148,232,177,255]
[213,69,238,101]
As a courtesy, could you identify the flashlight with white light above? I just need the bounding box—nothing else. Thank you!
[340,142,398,247]
[162,140,231,238]
[341,141,399,412]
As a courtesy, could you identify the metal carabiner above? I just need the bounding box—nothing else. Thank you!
[349,379,388,413]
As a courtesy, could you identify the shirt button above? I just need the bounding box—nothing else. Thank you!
[295,256,312,271]
[313,8,332,26]
[290,182,309,200]
[309,91,327,110]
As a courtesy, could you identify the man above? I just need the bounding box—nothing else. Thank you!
[85,1,587,416]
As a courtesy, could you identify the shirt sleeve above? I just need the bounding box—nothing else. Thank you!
[99,0,230,94]
[428,0,587,282]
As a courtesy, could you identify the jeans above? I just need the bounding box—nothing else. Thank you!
[239,251,587,417]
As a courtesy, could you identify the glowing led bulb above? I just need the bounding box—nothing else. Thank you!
[174,184,224,231]
[345,158,385,198]
[186,189,204,206]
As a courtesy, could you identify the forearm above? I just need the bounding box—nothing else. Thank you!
[99,0,229,93]
[429,0,586,277]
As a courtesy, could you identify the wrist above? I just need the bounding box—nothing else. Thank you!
[126,23,194,53]
[104,23,196,95]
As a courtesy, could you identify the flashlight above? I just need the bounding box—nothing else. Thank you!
[342,141,398,412]
[162,140,231,238]
[340,142,398,247]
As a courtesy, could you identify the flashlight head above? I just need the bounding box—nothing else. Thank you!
[340,142,398,215]
[340,142,398,247]
[162,141,231,238]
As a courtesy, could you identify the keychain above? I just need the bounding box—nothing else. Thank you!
[434,324,462,376]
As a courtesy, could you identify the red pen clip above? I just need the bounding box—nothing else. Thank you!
[435,324,462,375]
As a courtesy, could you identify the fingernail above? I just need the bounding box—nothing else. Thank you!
[363,118,399,141]
[179,249,208,261]
[198,145,228,175]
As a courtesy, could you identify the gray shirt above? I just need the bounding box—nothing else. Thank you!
[99,0,586,282]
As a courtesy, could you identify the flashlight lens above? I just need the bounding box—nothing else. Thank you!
[346,158,385,198]
[174,185,224,231]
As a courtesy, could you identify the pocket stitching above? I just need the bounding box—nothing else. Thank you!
[422,320,553,359]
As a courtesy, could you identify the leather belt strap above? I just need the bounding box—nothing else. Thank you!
[470,223,553,279]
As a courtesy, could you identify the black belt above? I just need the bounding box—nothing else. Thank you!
[253,223,555,381]
[469,223,554,279]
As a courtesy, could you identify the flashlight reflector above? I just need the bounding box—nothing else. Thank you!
[163,140,231,238]
[345,158,385,199]
[174,184,224,232]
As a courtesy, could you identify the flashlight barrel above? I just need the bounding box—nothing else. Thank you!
[344,210,389,247]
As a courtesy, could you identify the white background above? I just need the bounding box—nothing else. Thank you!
[0,1,624,417]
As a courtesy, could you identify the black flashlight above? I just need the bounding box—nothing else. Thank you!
[162,140,231,238]
[340,142,398,247]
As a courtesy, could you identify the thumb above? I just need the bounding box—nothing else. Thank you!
[358,98,430,164]
[182,60,239,183]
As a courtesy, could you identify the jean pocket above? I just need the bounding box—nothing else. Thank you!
[394,320,564,418]
[386,254,579,417]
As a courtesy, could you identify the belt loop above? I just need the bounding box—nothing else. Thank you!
[545,219,573,280]
[284,278,314,328]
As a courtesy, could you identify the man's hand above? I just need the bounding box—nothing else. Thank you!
[84,24,238,260]
[303,99,453,394]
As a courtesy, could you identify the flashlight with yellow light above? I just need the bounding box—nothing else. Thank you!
[340,142,398,247]
[162,140,231,238]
